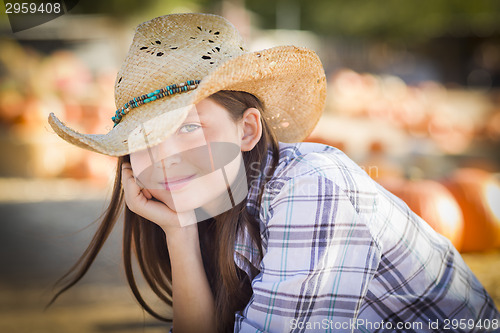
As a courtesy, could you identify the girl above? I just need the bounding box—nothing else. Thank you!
[48,13,499,333]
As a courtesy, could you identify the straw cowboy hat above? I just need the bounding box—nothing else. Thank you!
[48,13,327,157]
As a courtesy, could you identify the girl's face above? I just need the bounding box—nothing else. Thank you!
[129,98,261,220]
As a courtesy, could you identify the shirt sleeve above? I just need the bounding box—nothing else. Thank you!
[234,171,382,333]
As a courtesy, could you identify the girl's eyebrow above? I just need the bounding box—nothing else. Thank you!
[185,107,207,119]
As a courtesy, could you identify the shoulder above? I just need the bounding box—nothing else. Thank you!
[257,143,383,257]
[274,142,371,181]
[264,142,378,210]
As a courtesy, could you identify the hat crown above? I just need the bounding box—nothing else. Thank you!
[114,13,246,108]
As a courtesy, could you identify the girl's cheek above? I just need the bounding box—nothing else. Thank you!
[178,144,211,175]
[130,153,151,176]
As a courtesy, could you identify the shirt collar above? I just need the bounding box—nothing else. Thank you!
[233,142,325,278]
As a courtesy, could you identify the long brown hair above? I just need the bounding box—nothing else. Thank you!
[47,91,280,332]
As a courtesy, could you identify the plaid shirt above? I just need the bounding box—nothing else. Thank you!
[233,142,500,333]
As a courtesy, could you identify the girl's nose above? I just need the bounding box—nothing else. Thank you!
[159,153,182,169]
[153,138,182,168]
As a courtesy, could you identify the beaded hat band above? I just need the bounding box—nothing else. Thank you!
[48,13,327,157]
[112,80,201,127]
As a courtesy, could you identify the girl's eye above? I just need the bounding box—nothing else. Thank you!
[178,123,201,133]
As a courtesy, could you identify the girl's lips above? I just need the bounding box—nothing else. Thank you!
[162,174,196,191]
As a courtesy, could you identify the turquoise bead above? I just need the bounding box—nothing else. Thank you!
[111,79,201,126]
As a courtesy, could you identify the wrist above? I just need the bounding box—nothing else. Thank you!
[163,223,199,250]
[163,222,197,237]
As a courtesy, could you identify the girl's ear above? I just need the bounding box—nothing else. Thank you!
[240,108,262,152]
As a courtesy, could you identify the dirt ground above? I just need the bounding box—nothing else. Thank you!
[462,250,500,309]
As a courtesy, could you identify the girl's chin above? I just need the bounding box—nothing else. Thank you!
[150,188,229,219]
[151,194,200,214]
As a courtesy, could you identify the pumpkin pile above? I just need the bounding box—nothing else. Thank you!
[325,69,496,155]
[0,39,116,181]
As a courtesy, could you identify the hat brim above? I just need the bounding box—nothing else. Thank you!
[48,45,326,157]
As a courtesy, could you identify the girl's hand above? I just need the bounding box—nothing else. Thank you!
[123,162,214,333]
[121,162,196,231]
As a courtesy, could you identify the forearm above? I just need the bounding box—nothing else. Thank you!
[164,224,216,333]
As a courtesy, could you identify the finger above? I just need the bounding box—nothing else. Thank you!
[121,163,143,199]
[122,163,142,189]
[121,164,166,221]
[142,188,153,200]
[121,162,134,178]
[121,163,134,179]
[135,176,146,189]
[121,163,187,229]
[133,175,152,199]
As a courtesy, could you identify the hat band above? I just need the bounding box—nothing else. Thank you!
[112,79,201,127]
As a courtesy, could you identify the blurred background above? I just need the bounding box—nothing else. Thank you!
[1,0,500,332]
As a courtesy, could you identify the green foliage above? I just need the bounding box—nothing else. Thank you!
[69,0,213,18]
[5,0,497,42]
[245,0,500,41]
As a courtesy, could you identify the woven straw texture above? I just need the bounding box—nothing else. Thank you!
[48,13,327,156]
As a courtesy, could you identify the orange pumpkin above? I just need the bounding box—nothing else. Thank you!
[442,168,500,252]
[380,177,464,251]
